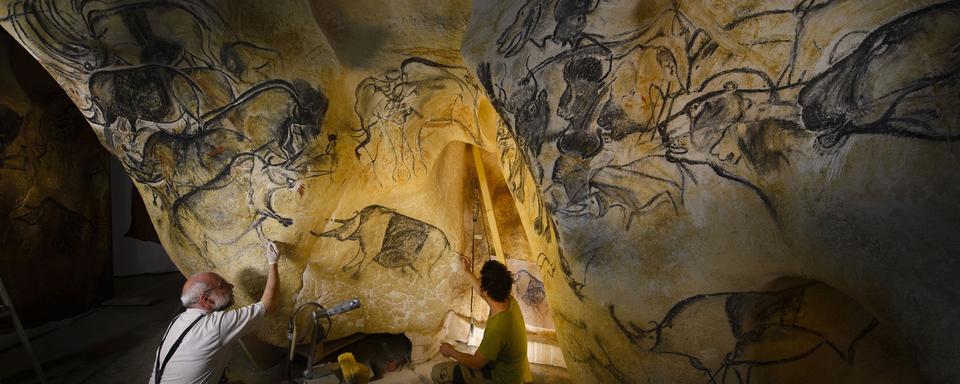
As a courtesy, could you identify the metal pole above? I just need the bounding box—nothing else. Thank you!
[0,277,47,383]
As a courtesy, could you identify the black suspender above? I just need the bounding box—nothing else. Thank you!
[154,313,206,384]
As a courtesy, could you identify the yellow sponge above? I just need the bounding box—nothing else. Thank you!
[338,352,370,384]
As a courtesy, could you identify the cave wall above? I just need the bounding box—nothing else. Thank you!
[463,0,957,382]
[0,0,493,358]
[0,32,112,327]
[2,0,958,382]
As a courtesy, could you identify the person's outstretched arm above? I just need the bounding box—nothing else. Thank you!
[460,255,499,307]
[261,241,280,315]
[460,255,480,289]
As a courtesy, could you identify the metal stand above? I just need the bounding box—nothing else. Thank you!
[286,300,362,383]
[0,276,47,383]
[302,312,327,380]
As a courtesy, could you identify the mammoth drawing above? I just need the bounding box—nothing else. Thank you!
[313,205,455,280]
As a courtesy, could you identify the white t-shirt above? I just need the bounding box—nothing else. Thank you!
[149,302,265,384]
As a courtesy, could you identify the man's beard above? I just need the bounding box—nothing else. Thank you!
[211,292,234,311]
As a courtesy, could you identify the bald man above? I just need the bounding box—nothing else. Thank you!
[149,242,280,384]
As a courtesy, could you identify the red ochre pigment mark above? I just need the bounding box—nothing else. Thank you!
[207,146,225,157]
[207,147,226,157]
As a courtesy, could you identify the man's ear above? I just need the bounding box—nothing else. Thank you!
[197,293,210,306]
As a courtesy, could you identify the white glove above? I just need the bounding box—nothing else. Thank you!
[266,241,279,265]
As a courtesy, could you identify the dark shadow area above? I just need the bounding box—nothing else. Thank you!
[0,29,113,331]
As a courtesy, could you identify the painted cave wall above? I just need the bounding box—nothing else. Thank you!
[463,1,958,382]
[0,32,112,327]
[0,0,493,360]
[2,0,958,383]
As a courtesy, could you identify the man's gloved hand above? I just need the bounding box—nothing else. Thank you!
[266,241,279,265]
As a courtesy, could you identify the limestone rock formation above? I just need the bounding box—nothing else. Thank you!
[0,0,491,358]
[463,1,958,382]
[2,0,958,382]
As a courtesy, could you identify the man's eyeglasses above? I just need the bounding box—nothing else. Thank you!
[202,281,233,297]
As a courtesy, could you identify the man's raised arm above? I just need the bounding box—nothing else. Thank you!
[261,241,280,315]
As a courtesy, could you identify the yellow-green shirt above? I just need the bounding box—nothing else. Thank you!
[476,296,532,383]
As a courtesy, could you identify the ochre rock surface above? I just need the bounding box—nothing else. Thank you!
[463,1,957,382]
[1,0,492,356]
[0,32,111,327]
[2,0,958,382]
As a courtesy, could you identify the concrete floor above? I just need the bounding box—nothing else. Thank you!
[0,273,571,383]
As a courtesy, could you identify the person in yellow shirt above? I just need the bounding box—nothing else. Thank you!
[432,256,532,384]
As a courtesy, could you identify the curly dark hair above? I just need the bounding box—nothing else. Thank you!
[480,260,513,302]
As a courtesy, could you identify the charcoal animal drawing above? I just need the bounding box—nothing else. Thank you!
[353,57,483,182]
[312,205,454,280]
[609,283,879,384]
[514,269,546,308]
[481,0,960,232]
[3,0,337,259]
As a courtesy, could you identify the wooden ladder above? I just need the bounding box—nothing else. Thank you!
[0,276,47,383]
